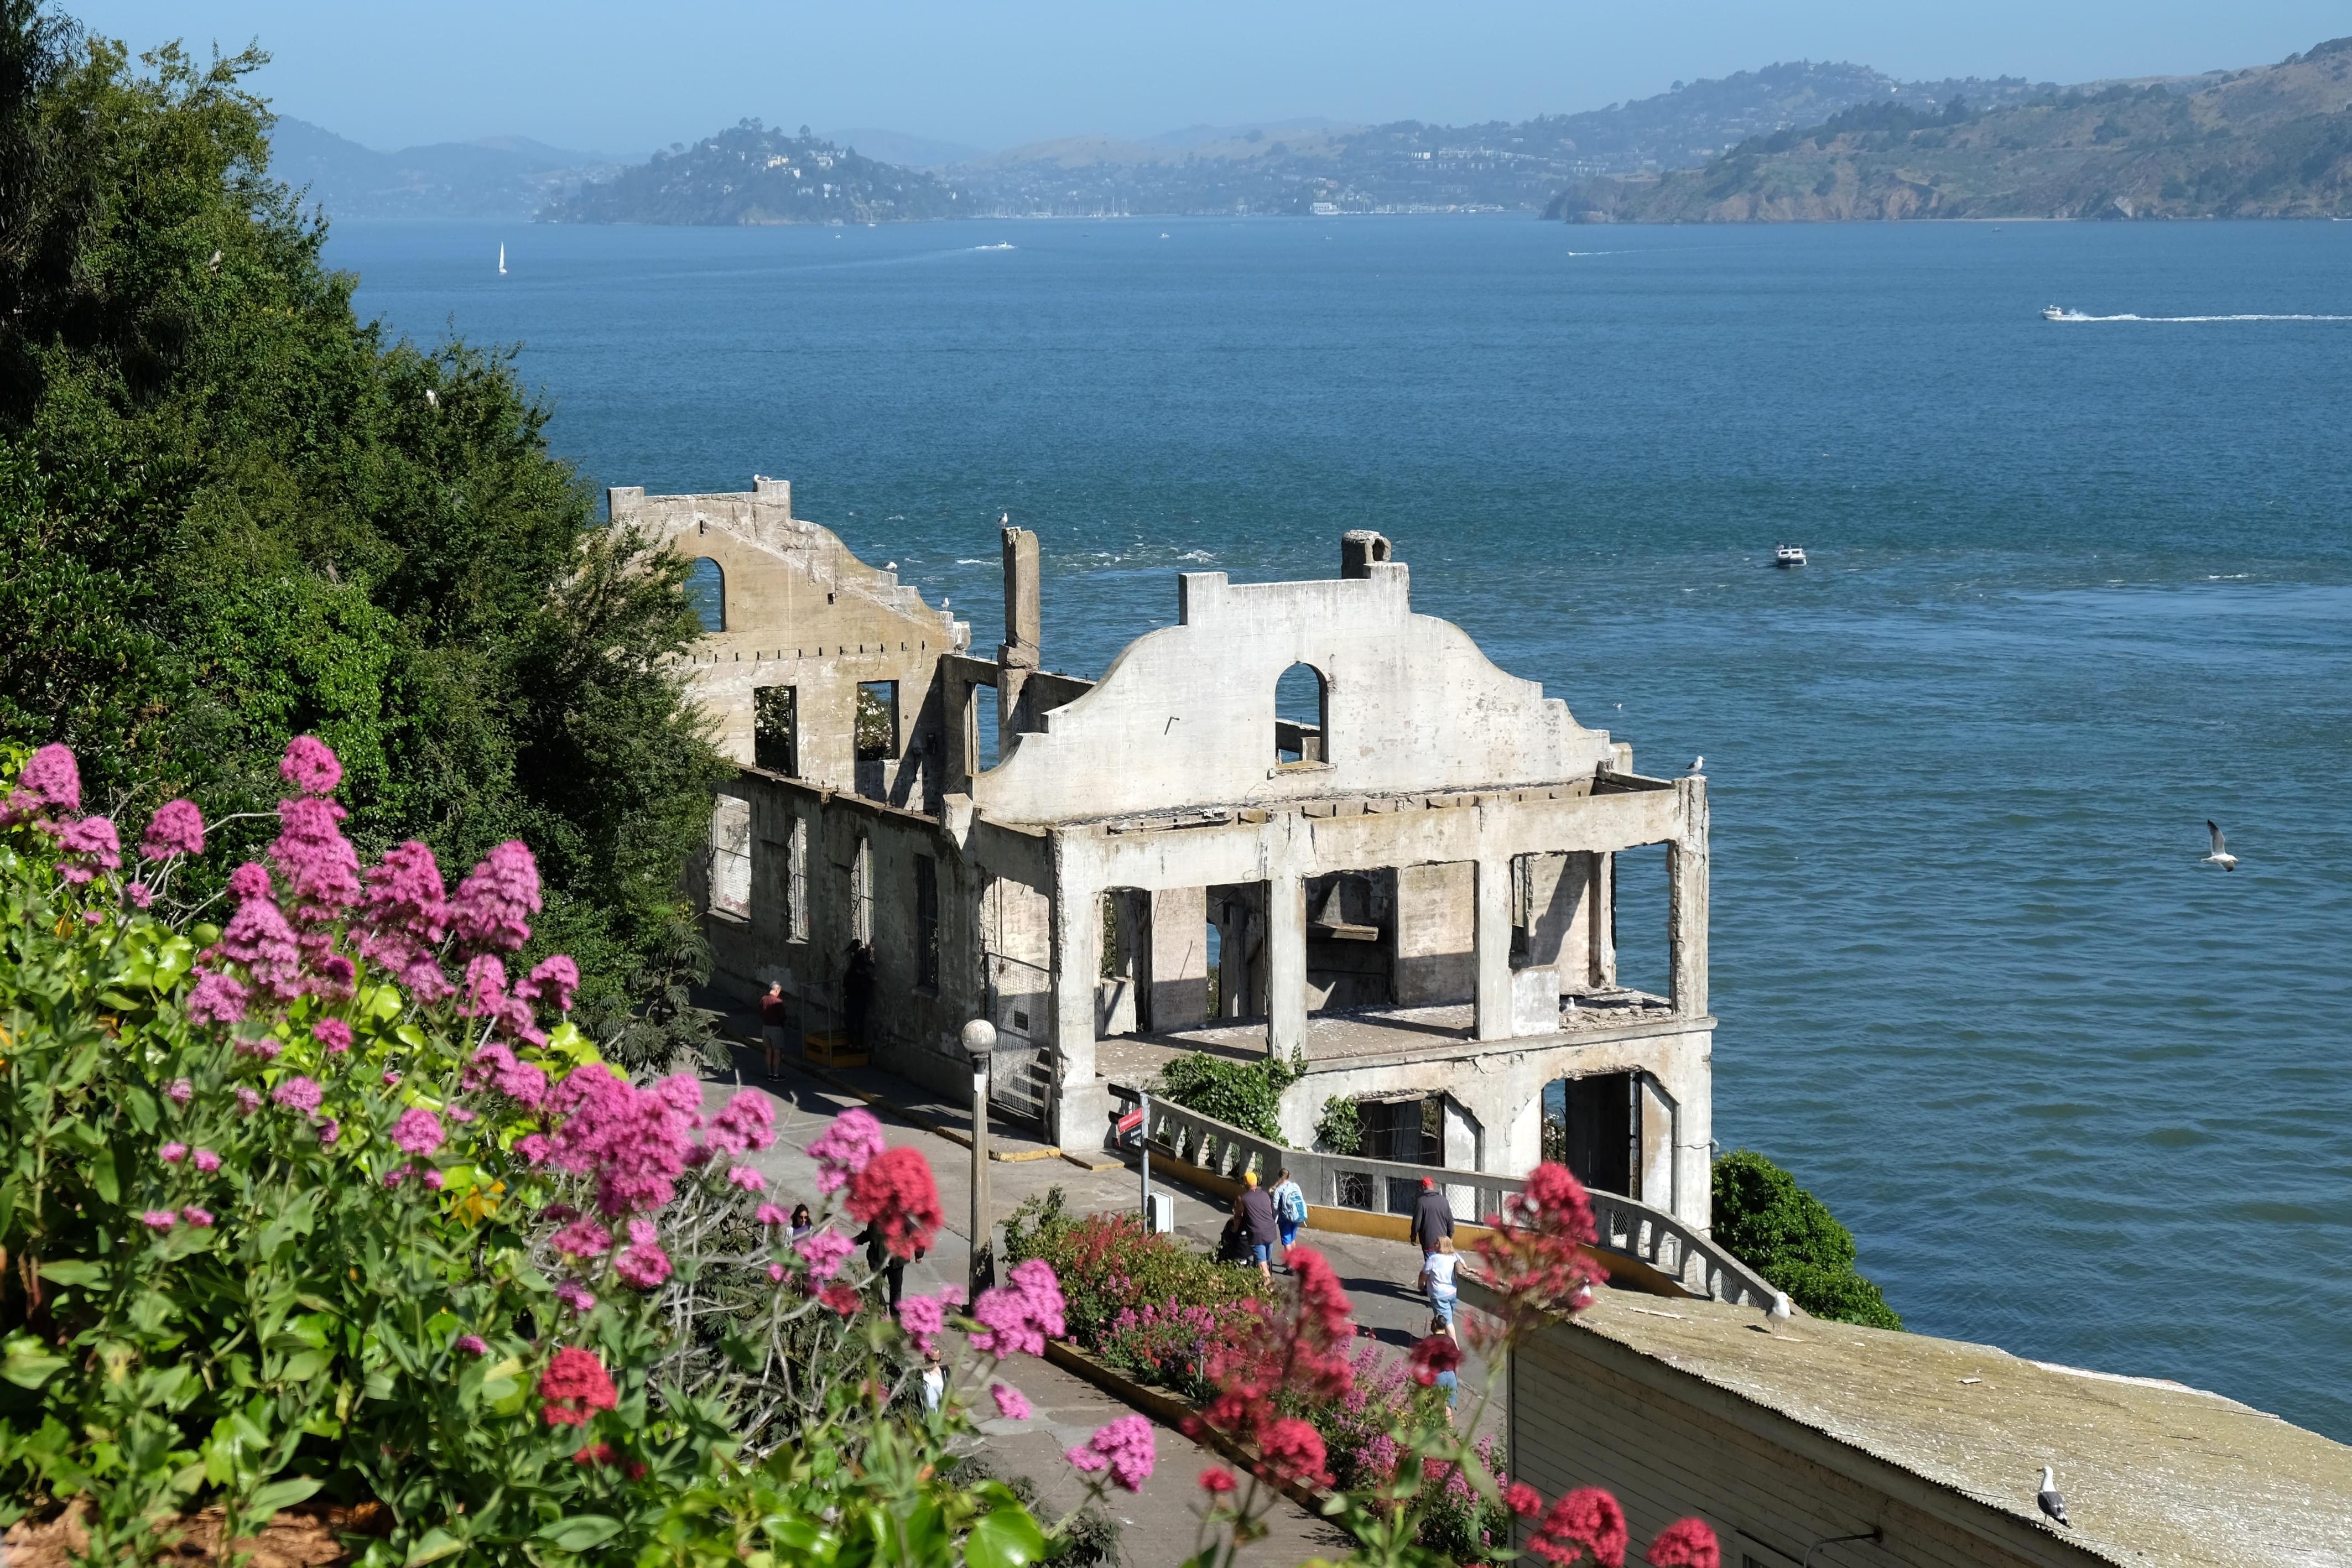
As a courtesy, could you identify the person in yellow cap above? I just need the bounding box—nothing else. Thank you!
[1235,1168,1278,1284]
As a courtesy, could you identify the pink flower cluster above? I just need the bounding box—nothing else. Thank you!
[1196,1246,1355,1490]
[844,1145,943,1262]
[466,1041,550,1109]
[1065,1415,1154,1493]
[613,1216,672,1288]
[1472,1161,1609,1350]
[969,1258,1066,1358]
[391,1107,445,1157]
[807,1107,884,1194]
[795,1228,856,1283]
[544,1067,703,1217]
[893,1286,966,1358]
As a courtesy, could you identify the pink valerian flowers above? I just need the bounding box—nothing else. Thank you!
[1529,1487,1629,1568]
[795,1228,856,1283]
[454,1334,490,1356]
[1065,1415,1154,1493]
[9,744,80,817]
[614,1216,672,1288]
[271,1076,324,1115]
[462,955,541,1043]
[54,815,121,883]
[391,1107,445,1157]
[353,839,449,986]
[316,1118,340,1147]
[467,1042,549,1109]
[517,954,579,1013]
[142,799,205,860]
[808,1107,885,1194]
[193,1148,219,1171]
[187,971,249,1027]
[706,1091,775,1156]
[1407,1332,1463,1387]
[544,1066,701,1217]
[969,1258,1066,1358]
[552,1218,615,1258]
[448,840,540,952]
[124,882,152,909]
[160,1142,189,1164]
[235,1087,262,1116]
[845,1145,943,1261]
[990,1383,1032,1421]
[555,1281,596,1313]
[1200,1246,1354,1456]
[893,1287,965,1359]
[313,1018,353,1053]
[228,862,273,903]
[279,736,342,796]
[538,1346,618,1426]
[141,1210,176,1231]
[754,1202,788,1228]
[1473,1161,1609,1351]
[1644,1519,1720,1568]
[180,1206,215,1228]
[269,794,361,923]
[166,1078,193,1105]
[726,1166,766,1193]
[217,893,303,999]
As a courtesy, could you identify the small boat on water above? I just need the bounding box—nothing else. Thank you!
[2041,304,2069,321]
[498,243,507,276]
[1774,544,1807,569]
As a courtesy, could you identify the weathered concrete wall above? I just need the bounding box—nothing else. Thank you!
[615,479,969,808]
[971,556,1614,824]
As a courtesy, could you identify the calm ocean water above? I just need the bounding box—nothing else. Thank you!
[328,216,2352,1437]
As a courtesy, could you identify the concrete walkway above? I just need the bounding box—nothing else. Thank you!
[696,1036,1505,1565]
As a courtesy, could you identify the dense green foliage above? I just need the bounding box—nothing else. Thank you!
[0,2,728,1025]
[1710,1150,1902,1331]
[1314,1095,1364,1155]
[1151,1050,1305,1144]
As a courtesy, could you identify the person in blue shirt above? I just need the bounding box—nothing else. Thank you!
[1269,1168,1307,1273]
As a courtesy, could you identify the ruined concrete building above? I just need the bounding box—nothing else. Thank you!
[625,477,1716,1232]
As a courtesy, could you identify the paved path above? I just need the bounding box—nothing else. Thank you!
[697,1037,1503,1565]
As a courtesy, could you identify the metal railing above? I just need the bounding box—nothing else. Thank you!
[1109,1086,1777,1308]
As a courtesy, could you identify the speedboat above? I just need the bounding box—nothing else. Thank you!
[1774,544,1807,568]
[2041,305,2069,321]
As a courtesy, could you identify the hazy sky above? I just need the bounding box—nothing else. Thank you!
[68,1,2350,156]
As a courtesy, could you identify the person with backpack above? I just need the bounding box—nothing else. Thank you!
[1270,1168,1307,1272]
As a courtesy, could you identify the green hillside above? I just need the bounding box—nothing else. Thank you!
[1552,37,2352,221]
[544,121,963,223]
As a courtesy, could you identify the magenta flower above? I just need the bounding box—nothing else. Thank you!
[180,1206,215,1228]
[795,1228,856,1283]
[271,1076,324,1114]
[895,1289,961,1358]
[543,1066,700,1217]
[766,1262,785,1283]
[235,1086,262,1115]
[188,970,250,1027]
[160,1142,189,1164]
[141,1209,177,1232]
[467,1042,549,1109]
[449,840,541,952]
[227,862,273,902]
[270,796,361,921]
[192,1148,220,1172]
[317,1118,340,1147]
[392,1107,445,1157]
[18,744,81,814]
[555,1281,596,1313]
[551,1219,615,1258]
[142,799,205,859]
[515,1133,551,1164]
[808,1107,885,1194]
[383,1070,401,1086]
[520,954,580,1013]
[1066,1416,1154,1493]
[615,1239,671,1289]
[727,1165,766,1193]
[55,815,122,881]
[166,1078,194,1105]
[455,1333,489,1355]
[313,1018,353,1053]
[383,1164,412,1186]
[279,736,342,796]
[233,1038,282,1061]
[422,1169,445,1190]
[754,1202,787,1227]
[218,895,302,998]
[970,1259,1066,1358]
[990,1383,1033,1421]
[707,1090,776,1156]
[125,882,153,908]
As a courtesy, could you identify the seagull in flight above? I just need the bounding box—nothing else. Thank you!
[2036,1466,2070,1528]
[2200,821,2237,872]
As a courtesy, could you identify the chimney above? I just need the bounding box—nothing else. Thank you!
[998,517,1040,757]
[1340,530,1392,579]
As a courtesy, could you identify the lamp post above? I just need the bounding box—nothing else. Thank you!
[963,1018,997,1299]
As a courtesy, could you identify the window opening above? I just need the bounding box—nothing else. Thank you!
[684,558,727,633]
[1544,1072,1636,1197]
[1609,843,1669,999]
[1273,662,1328,767]
[974,684,1000,770]
[855,680,899,762]
[786,817,809,942]
[915,855,940,990]
[707,794,751,919]
[754,686,799,775]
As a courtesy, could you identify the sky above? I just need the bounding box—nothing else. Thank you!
[67,1,2352,157]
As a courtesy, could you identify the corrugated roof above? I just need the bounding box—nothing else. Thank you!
[1560,1293,2352,1568]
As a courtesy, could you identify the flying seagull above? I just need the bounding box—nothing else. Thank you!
[2200,821,2237,871]
[2037,1466,2070,1528]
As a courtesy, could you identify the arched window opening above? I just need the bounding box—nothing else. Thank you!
[685,557,727,633]
[1274,662,1328,767]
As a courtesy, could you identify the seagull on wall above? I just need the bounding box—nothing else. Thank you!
[1688,756,1704,775]
[2036,1467,2070,1527]
[2200,821,2237,871]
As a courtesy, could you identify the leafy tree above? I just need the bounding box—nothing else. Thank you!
[0,2,727,1018]
[1711,1149,1902,1330]
[1152,1050,1305,1143]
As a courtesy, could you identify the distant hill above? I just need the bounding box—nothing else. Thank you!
[1552,37,2352,221]
[953,62,2051,216]
[270,117,623,221]
[542,122,964,224]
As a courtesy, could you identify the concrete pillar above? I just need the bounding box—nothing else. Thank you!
[1441,1097,1480,1220]
[1588,851,1617,988]
[998,523,1040,759]
[1267,872,1307,1060]
[1048,841,1104,1149]
[1473,858,1513,1041]
[1148,886,1209,1030]
[1668,778,1709,1017]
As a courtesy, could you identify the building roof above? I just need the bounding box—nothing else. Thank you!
[1560,1292,2352,1568]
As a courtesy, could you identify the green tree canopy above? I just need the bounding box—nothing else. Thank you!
[0,1,727,1018]
[1711,1149,1903,1330]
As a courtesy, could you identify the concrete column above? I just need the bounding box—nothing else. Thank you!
[1668,778,1709,1017]
[1473,858,1513,1041]
[1588,851,1616,988]
[1267,872,1308,1060]
[997,523,1040,759]
[1047,839,1104,1149]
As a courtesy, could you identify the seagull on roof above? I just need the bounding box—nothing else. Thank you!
[2200,821,2237,871]
[2037,1467,2070,1527]
[1767,1289,1792,1328]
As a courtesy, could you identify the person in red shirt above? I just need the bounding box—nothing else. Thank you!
[759,982,789,1079]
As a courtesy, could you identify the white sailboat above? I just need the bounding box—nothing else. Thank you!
[498,243,507,277]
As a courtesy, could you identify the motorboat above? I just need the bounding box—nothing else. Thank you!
[2041,304,2068,321]
[1774,544,1807,568]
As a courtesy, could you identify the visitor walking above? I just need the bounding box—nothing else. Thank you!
[1270,1167,1307,1272]
[759,981,789,1079]
[1411,1175,1454,1285]
[1236,1169,1279,1284]
[1421,1236,1461,1343]
[788,1202,813,1242]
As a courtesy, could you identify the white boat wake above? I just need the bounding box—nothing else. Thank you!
[2046,309,2352,322]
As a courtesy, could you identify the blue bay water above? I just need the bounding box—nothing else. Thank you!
[329,216,2352,1437]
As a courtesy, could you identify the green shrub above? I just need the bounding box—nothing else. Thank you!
[1314,1095,1364,1155]
[1711,1150,1902,1330]
[1001,1189,1265,1352]
[1152,1051,1304,1143]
